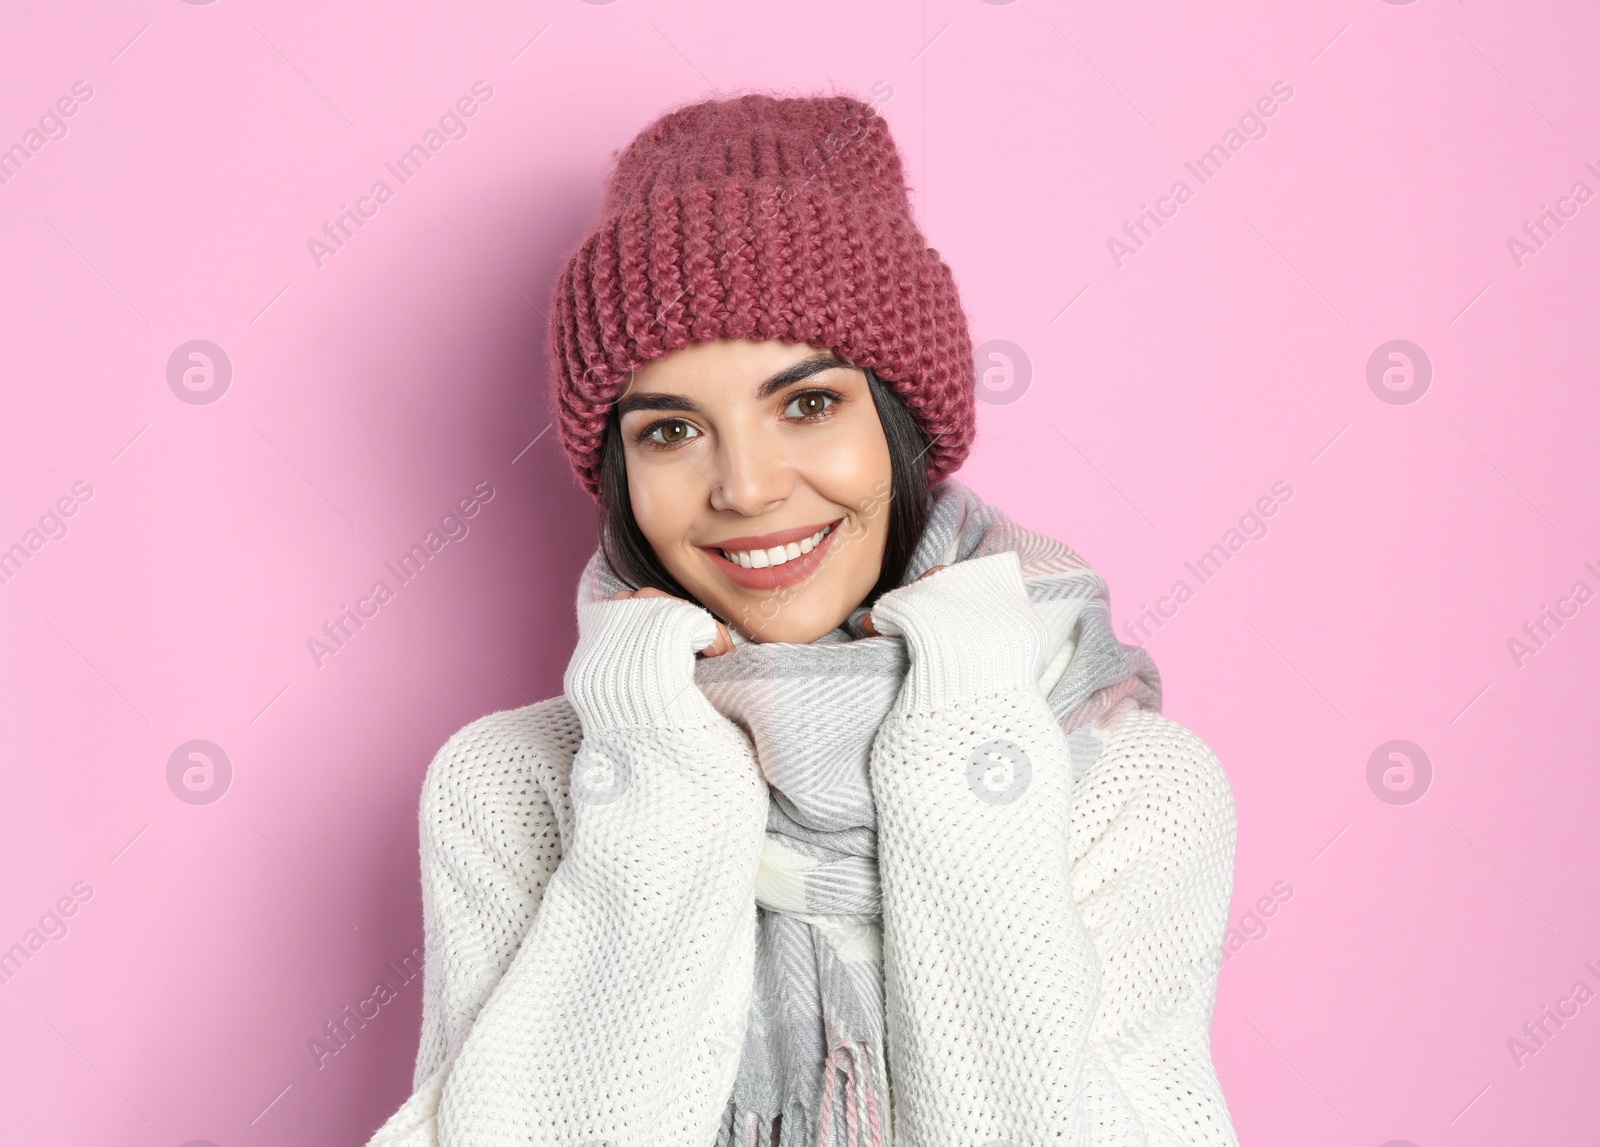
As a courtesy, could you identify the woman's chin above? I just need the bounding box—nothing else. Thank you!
[713,586,857,646]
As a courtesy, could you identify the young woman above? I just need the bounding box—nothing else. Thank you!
[366,94,1240,1147]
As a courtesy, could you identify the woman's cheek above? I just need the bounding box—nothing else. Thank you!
[808,424,892,517]
[627,467,698,552]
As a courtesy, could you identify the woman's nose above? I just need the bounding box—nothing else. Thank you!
[708,430,791,515]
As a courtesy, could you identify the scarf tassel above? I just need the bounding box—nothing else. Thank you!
[725,1097,814,1147]
[721,1035,886,1147]
[815,1031,885,1147]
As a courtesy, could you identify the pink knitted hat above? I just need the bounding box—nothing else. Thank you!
[546,92,977,501]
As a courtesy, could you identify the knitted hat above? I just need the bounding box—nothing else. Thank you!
[546,92,977,501]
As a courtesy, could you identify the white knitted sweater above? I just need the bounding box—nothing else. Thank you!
[365,558,1240,1146]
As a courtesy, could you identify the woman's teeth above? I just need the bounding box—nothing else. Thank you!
[720,522,835,569]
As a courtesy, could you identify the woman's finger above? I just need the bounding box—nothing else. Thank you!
[697,620,735,658]
[611,585,675,601]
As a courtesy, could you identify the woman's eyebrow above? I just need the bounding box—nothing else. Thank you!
[615,354,852,417]
[753,354,854,399]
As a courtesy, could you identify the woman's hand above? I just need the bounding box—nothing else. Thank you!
[860,565,946,637]
[857,553,1050,712]
[610,585,736,657]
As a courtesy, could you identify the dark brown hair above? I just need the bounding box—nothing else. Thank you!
[596,366,932,614]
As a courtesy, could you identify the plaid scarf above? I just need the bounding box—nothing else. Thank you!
[579,478,1161,1147]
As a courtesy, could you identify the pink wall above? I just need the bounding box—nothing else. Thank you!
[3,2,1596,1143]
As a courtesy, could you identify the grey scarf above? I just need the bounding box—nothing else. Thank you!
[579,478,1161,1147]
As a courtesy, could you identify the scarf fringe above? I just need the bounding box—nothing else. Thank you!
[722,1100,814,1147]
[720,1033,887,1147]
[817,1033,885,1147]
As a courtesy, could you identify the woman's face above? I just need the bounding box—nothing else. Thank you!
[615,338,894,644]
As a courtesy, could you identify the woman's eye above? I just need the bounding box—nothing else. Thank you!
[642,419,700,447]
[785,390,837,419]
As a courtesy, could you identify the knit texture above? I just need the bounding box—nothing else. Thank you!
[364,574,1241,1146]
[574,477,1166,1146]
[546,93,978,500]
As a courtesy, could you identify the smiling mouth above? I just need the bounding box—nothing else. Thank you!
[699,517,848,591]
[714,521,838,569]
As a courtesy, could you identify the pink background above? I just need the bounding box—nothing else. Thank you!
[2,1,1597,1143]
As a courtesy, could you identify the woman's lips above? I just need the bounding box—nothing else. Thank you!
[702,518,845,591]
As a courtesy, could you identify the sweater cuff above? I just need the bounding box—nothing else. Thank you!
[868,550,1048,713]
[562,595,724,734]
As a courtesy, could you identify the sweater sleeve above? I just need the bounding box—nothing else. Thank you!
[1070,708,1240,1147]
[369,707,576,1139]
[367,595,771,1147]
[364,707,571,1146]
[865,551,1237,1146]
